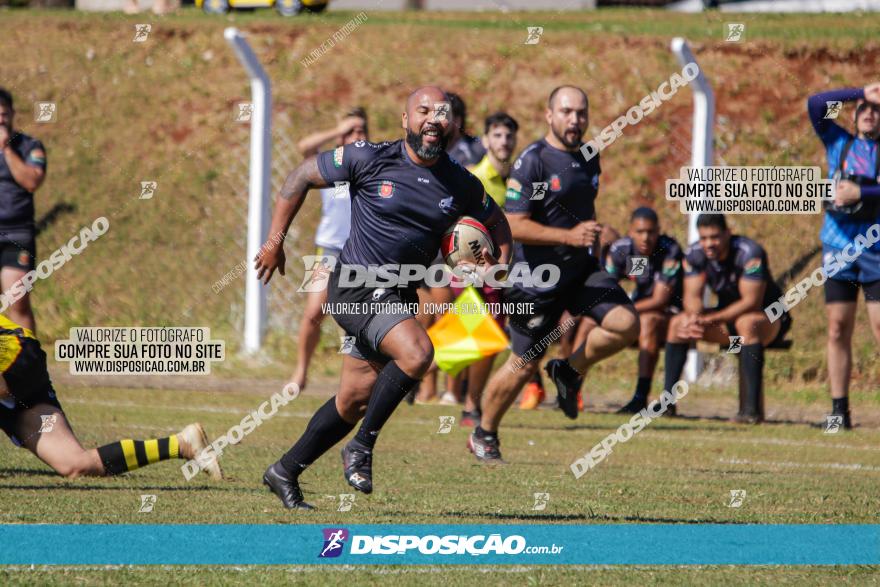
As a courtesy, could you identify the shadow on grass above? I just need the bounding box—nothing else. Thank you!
[34,203,77,236]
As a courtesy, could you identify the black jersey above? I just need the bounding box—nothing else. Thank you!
[0,132,46,238]
[683,235,783,308]
[317,139,497,269]
[504,138,601,293]
[605,234,683,308]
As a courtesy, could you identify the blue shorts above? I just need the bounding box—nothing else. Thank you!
[822,244,880,284]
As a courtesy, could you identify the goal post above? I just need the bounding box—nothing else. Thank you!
[224,27,272,354]
[670,37,715,382]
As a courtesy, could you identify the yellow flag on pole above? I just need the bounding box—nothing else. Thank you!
[427,286,509,377]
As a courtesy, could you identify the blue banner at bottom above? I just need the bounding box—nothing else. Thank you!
[0,524,877,565]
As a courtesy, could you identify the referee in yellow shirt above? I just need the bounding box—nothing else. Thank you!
[458,112,519,426]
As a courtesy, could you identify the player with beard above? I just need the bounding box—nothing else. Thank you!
[469,86,639,463]
[255,86,512,509]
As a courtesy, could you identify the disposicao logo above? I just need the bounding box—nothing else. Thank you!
[319,528,349,558]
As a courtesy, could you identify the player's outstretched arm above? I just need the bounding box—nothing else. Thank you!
[255,156,329,284]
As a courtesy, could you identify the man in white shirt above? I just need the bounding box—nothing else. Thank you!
[290,107,368,391]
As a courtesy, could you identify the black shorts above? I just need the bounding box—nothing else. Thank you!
[327,268,420,364]
[727,310,792,348]
[504,265,634,358]
[0,235,36,271]
[0,335,62,447]
[824,277,880,303]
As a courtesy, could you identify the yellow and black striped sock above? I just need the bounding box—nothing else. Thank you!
[97,436,180,475]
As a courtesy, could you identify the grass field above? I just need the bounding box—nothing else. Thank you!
[2,7,880,584]
[1,385,879,583]
[1,8,880,385]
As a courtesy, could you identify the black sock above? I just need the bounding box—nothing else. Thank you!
[475,425,496,440]
[354,361,421,449]
[634,377,652,401]
[740,344,764,416]
[280,397,354,477]
[663,343,689,394]
[531,370,543,386]
[832,396,849,414]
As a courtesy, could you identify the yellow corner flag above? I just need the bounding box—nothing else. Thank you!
[427,286,509,377]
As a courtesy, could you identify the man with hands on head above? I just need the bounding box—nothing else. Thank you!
[807,82,880,429]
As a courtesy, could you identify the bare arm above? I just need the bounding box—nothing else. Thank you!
[506,213,601,248]
[699,278,765,324]
[254,156,328,283]
[682,274,706,315]
[634,280,674,313]
[1,144,45,193]
[296,117,363,157]
[297,128,341,158]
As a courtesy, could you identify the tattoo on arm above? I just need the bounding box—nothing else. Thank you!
[279,156,329,201]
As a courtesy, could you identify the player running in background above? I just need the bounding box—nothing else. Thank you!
[446,92,486,166]
[807,83,880,429]
[0,314,222,480]
[289,107,369,392]
[459,111,519,426]
[605,207,684,413]
[469,86,639,463]
[255,86,512,509]
[0,88,46,333]
[664,214,790,423]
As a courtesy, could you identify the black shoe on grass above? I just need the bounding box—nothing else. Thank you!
[545,359,583,420]
[263,462,315,510]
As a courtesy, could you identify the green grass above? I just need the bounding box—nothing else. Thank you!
[2,565,880,586]
[2,10,880,385]
[1,385,879,583]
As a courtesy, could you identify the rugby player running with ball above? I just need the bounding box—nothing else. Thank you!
[255,86,512,509]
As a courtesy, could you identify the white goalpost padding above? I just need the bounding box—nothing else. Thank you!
[225,27,272,354]
[670,37,715,382]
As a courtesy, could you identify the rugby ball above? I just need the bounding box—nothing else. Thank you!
[440,217,495,268]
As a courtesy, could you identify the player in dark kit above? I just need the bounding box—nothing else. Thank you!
[605,207,684,414]
[470,86,639,463]
[664,214,790,423]
[254,86,512,509]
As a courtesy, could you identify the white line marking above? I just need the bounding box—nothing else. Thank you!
[721,457,880,472]
[648,431,880,452]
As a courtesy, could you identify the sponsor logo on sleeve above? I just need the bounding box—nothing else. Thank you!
[662,258,680,277]
[333,146,344,168]
[744,258,763,275]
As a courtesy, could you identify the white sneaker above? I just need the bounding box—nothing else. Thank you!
[177,423,224,480]
[438,391,458,406]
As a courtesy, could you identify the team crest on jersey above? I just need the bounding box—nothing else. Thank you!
[333,146,344,168]
[17,251,29,267]
[378,181,395,198]
[744,258,763,275]
[550,175,561,191]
